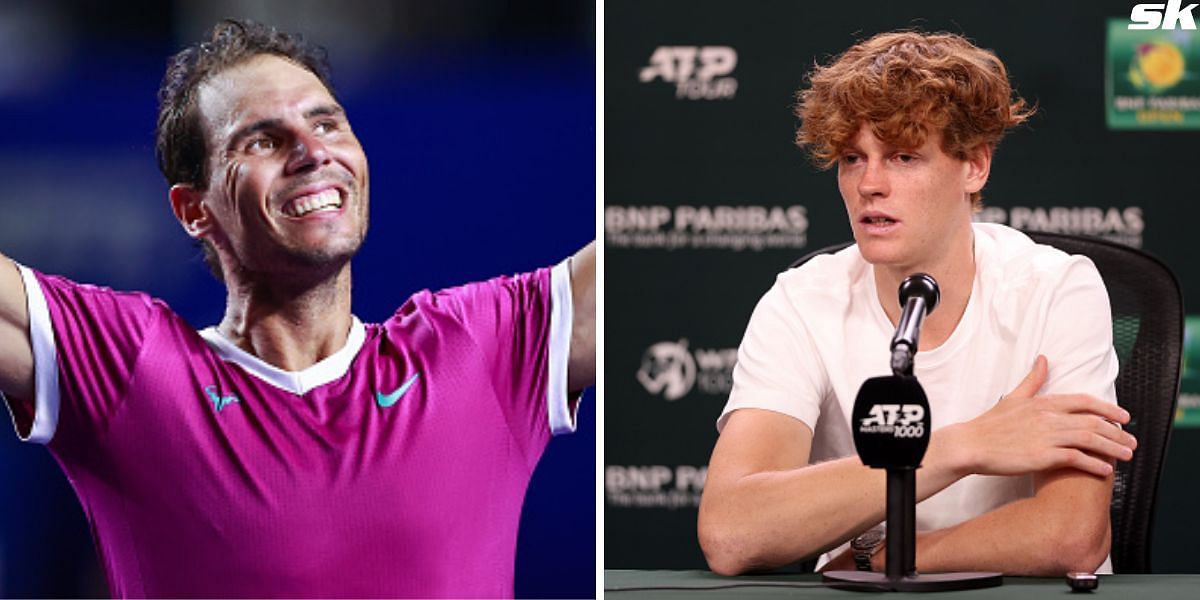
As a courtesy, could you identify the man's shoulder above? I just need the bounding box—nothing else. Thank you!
[973,223,1106,325]
[773,243,870,306]
[380,267,553,327]
[975,223,1091,283]
[30,267,177,324]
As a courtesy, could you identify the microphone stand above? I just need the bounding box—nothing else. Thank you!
[823,363,1003,591]
[888,302,920,582]
[884,358,918,583]
[823,276,1002,593]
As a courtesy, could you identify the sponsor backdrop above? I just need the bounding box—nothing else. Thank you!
[606,0,1200,572]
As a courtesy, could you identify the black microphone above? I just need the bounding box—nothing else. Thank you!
[889,274,940,376]
[851,376,931,470]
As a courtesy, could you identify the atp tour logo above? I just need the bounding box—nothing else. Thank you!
[1130,1,1198,29]
[858,404,927,439]
[637,339,738,400]
[639,46,738,100]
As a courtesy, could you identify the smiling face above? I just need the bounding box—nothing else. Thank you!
[837,123,988,274]
[182,54,369,281]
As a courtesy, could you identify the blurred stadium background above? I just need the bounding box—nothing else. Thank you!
[0,1,595,597]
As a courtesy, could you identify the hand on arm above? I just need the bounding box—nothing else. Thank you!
[824,356,1133,575]
[936,356,1133,480]
[566,241,595,391]
[0,254,34,401]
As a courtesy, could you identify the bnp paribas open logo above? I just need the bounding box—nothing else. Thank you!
[1129,41,1188,92]
[1107,15,1200,129]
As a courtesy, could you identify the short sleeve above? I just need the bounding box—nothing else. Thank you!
[11,267,159,444]
[1036,257,1119,404]
[433,263,576,451]
[718,278,829,432]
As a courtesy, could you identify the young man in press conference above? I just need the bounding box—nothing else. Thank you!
[698,30,1137,576]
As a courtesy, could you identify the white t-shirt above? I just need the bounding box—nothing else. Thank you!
[718,223,1118,572]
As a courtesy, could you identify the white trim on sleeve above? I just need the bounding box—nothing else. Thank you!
[10,265,60,444]
[547,259,577,435]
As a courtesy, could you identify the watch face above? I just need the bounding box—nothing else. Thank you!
[852,528,884,552]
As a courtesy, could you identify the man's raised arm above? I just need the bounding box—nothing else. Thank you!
[0,254,34,407]
[567,241,595,392]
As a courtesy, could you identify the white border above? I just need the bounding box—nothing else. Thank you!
[594,0,606,593]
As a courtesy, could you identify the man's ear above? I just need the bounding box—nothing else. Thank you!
[964,144,993,195]
[169,184,212,239]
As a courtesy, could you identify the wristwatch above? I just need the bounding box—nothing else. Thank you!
[851,527,885,571]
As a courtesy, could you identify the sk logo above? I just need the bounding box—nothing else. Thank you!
[376,373,421,408]
[204,385,240,412]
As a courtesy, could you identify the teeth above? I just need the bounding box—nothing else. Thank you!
[867,217,893,225]
[284,189,342,217]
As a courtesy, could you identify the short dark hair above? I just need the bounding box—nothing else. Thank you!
[155,19,336,279]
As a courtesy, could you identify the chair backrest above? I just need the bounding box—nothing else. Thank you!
[791,232,1183,574]
[1026,232,1182,573]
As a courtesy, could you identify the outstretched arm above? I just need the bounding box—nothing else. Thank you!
[567,241,595,392]
[0,254,34,403]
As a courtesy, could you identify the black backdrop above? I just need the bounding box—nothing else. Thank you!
[605,0,1200,572]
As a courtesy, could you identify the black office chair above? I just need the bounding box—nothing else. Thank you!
[790,231,1183,574]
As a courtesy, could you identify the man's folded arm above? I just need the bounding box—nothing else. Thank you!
[698,407,966,575]
[701,374,1132,576]
[926,257,1119,575]
[823,356,1130,575]
[833,466,1113,575]
[0,254,35,408]
[914,256,1122,575]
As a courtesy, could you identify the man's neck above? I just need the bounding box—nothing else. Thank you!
[873,229,975,352]
[217,265,354,372]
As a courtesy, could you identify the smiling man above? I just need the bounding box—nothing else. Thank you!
[698,31,1135,577]
[0,20,594,598]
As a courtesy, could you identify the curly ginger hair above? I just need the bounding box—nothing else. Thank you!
[795,31,1034,208]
